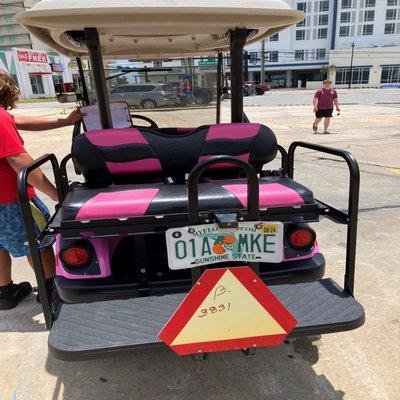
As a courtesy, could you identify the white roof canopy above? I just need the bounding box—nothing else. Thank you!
[16,0,304,60]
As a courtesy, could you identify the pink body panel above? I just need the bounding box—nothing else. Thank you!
[75,188,159,220]
[86,128,147,147]
[222,183,304,208]
[55,235,114,279]
[284,242,320,262]
[206,123,260,140]
[106,158,162,174]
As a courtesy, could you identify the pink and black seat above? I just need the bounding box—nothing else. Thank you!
[62,123,314,221]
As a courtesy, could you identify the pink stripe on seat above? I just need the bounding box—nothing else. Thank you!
[75,188,159,220]
[106,158,162,174]
[86,128,148,147]
[177,127,194,133]
[206,123,260,140]
[222,183,304,208]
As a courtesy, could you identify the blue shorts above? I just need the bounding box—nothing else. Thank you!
[0,196,52,257]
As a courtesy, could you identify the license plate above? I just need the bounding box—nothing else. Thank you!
[166,221,283,270]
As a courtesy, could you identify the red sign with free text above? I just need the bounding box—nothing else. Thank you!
[17,50,49,64]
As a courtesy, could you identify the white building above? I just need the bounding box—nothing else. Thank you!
[245,0,400,88]
[330,46,400,87]
[0,0,79,98]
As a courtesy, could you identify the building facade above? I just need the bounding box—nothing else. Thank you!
[0,1,39,51]
[245,0,400,88]
[0,0,80,98]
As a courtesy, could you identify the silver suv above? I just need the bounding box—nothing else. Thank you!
[109,83,179,109]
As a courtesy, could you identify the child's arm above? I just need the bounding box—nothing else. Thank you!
[14,109,83,131]
[334,98,340,112]
[313,95,319,112]
[7,153,58,201]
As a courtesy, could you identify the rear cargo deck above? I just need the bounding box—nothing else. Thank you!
[49,278,365,360]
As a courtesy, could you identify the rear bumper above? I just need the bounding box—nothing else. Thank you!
[49,277,364,361]
[55,253,325,303]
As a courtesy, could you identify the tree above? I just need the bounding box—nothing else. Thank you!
[320,65,337,80]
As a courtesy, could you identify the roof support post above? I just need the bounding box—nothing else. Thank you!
[76,56,90,106]
[84,27,112,129]
[229,28,247,123]
[216,51,223,124]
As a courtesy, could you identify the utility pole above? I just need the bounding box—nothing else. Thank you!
[260,39,266,84]
[348,42,355,89]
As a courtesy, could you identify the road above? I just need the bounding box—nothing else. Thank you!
[1,88,400,400]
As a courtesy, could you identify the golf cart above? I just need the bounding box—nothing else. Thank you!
[16,0,364,360]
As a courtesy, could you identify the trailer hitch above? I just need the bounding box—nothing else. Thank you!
[212,211,239,229]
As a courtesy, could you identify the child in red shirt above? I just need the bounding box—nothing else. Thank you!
[0,70,82,309]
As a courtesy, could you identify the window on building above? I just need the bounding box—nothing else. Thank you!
[384,23,396,34]
[365,0,375,6]
[386,9,397,20]
[316,49,326,60]
[268,51,279,62]
[341,12,351,23]
[317,28,328,39]
[295,50,305,60]
[339,25,351,36]
[296,30,306,40]
[319,14,329,25]
[249,52,259,63]
[381,66,400,83]
[297,18,306,27]
[387,0,397,5]
[335,67,370,85]
[29,75,45,95]
[364,10,375,21]
[319,0,329,11]
[269,33,279,41]
[362,24,374,35]
[297,2,307,12]
[341,0,352,9]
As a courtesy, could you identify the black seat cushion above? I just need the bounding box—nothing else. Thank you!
[61,176,314,221]
[71,123,278,186]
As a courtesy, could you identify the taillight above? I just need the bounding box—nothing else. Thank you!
[288,227,316,250]
[61,247,91,267]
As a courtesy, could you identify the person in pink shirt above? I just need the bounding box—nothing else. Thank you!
[312,79,340,134]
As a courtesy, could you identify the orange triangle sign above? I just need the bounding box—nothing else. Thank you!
[159,266,297,355]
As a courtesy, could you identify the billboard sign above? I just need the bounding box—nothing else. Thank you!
[17,50,49,64]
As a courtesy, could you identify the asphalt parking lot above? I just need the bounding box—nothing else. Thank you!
[1,88,399,400]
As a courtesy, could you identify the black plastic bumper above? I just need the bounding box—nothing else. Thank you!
[55,253,325,303]
[49,278,364,361]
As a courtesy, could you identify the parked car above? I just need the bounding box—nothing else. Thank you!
[243,81,271,95]
[109,83,180,109]
[172,82,214,105]
[267,81,286,89]
[255,82,271,95]
[243,81,256,96]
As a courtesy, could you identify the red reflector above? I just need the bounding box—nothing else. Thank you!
[289,229,315,249]
[61,247,89,267]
